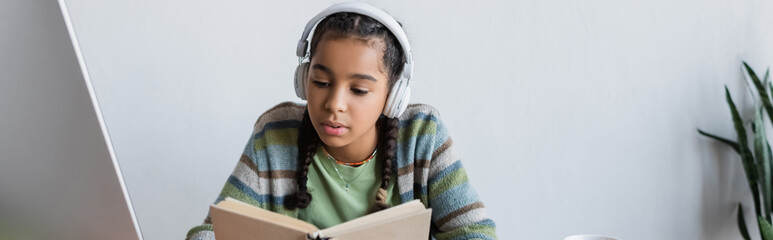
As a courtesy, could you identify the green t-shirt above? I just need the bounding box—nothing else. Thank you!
[298,144,402,229]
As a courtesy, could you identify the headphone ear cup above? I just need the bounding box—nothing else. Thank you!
[395,86,411,117]
[294,62,310,100]
[383,80,399,118]
[384,78,409,118]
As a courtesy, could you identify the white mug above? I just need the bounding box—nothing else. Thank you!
[564,234,618,240]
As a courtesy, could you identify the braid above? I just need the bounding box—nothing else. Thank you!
[284,109,318,210]
[369,116,399,213]
[382,117,399,189]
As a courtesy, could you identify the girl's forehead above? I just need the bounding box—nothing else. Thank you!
[312,37,388,76]
[320,31,386,49]
[315,34,386,58]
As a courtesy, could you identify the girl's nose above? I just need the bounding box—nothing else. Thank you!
[325,88,347,113]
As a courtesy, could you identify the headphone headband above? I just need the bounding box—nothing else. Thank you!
[295,2,413,80]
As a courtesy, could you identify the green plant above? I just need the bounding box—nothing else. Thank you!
[699,61,772,240]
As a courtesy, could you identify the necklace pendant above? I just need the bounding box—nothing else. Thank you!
[345,184,350,191]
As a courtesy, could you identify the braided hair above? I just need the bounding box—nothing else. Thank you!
[283,12,406,213]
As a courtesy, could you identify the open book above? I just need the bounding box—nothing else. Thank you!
[209,197,432,240]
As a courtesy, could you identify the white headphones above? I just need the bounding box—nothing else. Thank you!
[294,2,414,118]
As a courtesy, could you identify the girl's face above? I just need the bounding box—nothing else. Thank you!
[306,36,390,149]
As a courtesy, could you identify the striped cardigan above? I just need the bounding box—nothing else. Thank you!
[186,102,497,240]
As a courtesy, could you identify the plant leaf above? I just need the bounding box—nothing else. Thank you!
[744,62,773,129]
[768,78,773,103]
[765,142,773,218]
[727,86,762,217]
[754,106,773,221]
[697,129,740,153]
[761,216,773,240]
[766,67,771,108]
[739,203,751,240]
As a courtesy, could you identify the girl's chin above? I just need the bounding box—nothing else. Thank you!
[318,136,348,148]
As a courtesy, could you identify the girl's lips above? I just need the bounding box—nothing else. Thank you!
[323,125,348,136]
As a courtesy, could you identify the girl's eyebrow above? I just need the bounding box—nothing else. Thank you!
[350,73,378,82]
[312,63,378,82]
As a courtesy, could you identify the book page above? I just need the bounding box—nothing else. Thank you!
[322,200,429,236]
[325,209,432,240]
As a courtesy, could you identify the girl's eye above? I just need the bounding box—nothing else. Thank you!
[351,88,368,95]
[312,81,330,87]
[312,80,368,96]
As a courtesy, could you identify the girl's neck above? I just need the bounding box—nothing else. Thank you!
[322,125,378,164]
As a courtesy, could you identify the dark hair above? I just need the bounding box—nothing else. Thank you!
[284,12,405,213]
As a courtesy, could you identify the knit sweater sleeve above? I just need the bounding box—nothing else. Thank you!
[186,102,303,240]
[427,115,498,240]
[185,126,263,240]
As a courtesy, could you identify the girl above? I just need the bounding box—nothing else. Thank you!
[186,2,496,239]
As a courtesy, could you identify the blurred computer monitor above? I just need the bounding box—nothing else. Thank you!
[0,1,143,239]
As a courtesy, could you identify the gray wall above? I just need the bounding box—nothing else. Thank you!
[7,0,773,239]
